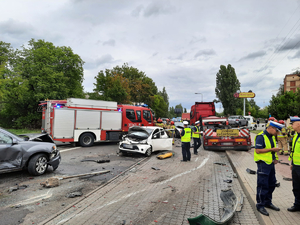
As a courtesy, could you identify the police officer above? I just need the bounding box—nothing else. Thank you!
[254,121,284,216]
[278,120,288,155]
[180,121,191,162]
[192,121,202,155]
[288,116,300,212]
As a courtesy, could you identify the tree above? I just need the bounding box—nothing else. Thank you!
[0,39,85,128]
[215,64,241,115]
[158,87,169,109]
[151,95,168,118]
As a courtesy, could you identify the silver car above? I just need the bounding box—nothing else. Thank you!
[0,128,61,176]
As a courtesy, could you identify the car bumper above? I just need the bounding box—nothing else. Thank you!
[119,144,150,155]
[48,152,61,168]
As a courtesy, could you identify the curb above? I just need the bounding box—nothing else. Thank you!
[39,156,150,225]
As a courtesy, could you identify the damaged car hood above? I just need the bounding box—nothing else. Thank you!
[18,133,54,143]
[127,126,152,140]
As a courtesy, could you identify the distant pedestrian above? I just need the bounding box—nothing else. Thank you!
[287,116,300,212]
[180,121,191,162]
[254,121,284,216]
[192,121,202,155]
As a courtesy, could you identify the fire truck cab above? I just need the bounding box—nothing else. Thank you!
[40,98,154,147]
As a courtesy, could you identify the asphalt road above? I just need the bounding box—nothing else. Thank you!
[0,141,146,225]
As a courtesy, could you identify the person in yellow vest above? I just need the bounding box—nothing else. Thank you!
[254,121,283,216]
[192,121,202,155]
[180,121,191,162]
[278,120,288,155]
[288,116,300,212]
[170,121,175,145]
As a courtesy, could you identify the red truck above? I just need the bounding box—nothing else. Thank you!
[39,98,154,147]
[189,101,251,151]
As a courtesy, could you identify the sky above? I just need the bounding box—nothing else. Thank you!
[1,0,300,113]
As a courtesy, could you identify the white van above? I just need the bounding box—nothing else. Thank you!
[244,116,257,130]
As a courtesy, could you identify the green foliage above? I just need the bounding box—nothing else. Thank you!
[0,39,85,128]
[92,63,158,106]
[268,89,300,119]
[236,108,243,115]
[257,107,268,118]
[158,87,169,109]
[215,64,241,115]
[151,95,168,118]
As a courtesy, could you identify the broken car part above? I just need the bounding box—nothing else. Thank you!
[246,168,256,174]
[81,159,110,163]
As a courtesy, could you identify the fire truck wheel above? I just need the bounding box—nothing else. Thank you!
[145,147,152,157]
[28,154,48,176]
[79,133,94,147]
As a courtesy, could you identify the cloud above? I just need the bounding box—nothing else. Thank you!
[239,50,266,61]
[143,1,176,17]
[189,36,206,45]
[289,49,300,59]
[168,52,187,60]
[103,39,116,46]
[194,49,216,59]
[84,54,115,69]
[278,35,300,51]
[131,5,143,17]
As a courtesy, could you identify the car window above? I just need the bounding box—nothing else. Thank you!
[143,110,152,122]
[0,132,12,144]
[136,110,141,122]
[160,129,165,136]
[126,109,136,122]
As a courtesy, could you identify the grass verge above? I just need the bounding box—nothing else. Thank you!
[6,129,41,135]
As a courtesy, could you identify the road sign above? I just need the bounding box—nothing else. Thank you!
[233,92,255,98]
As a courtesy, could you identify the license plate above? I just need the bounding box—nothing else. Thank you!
[221,142,233,146]
[123,144,133,149]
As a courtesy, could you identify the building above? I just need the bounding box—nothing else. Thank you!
[284,73,300,92]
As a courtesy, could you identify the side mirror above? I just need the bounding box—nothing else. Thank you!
[12,139,18,145]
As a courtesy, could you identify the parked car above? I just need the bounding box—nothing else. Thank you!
[228,115,248,127]
[0,128,61,175]
[119,126,173,157]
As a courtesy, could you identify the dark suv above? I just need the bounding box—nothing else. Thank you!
[228,115,248,127]
[0,128,61,175]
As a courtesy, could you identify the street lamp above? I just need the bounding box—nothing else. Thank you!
[195,93,203,102]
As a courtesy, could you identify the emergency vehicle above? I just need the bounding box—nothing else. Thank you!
[39,98,154,147]
[190,102,216,125]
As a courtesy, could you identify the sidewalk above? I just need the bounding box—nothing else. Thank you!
[226,133,300,225]
[38,139,259,225]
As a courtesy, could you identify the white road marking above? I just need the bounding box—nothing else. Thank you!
[59,147,81,153]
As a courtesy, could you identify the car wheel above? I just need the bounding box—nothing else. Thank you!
[145,147,152,157]
[28,154,48,176]
[79,133,94,147]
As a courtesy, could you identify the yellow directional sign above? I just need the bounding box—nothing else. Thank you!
[216,129,239,136]
[238,92,255,98]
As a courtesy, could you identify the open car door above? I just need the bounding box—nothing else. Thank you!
[151,129,172,151]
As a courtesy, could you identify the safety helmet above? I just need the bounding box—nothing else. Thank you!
[274,119,278,122]
[171,121,174,125]
[269,117,275,121]
[279,120,284,124]
[157,119,162,123]
[166,118,170,121]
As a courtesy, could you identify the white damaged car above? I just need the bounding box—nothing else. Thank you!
[119,126,173,157]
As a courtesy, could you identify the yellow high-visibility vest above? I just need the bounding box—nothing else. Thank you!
[181,128,191,143]
[289,133,300,165]
[254,131,278,165]
[192,126,201,138]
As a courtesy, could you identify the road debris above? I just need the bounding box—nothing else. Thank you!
[66,191,83,198]
[214,162,226,166]
[223,179,232,183]
[246,168,256,174]
[157,152,173,159]
[8,184,29,193]
[275,182,280,187]
[233,173,238,178]
[40,170,110,188]
[283,177,292,181]
[279,161,289,165]
[81,159,110,163]
[151,167,160,170]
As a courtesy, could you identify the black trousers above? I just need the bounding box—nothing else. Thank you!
[193,138,201,153]
[181,142,191,161]
[292,164,300,207]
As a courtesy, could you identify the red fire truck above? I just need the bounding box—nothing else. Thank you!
[190,102,216,125]
[40,98,154,147]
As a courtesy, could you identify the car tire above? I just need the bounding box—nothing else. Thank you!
[79,133,94,147]
[145,147,152,157]
[28,154,48,176]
